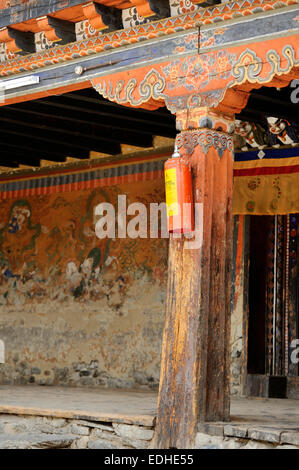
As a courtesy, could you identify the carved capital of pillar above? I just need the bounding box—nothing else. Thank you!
[173,104,235,162]
[165,88,250,129]
[176,127,234,161]
[175,107,235,134]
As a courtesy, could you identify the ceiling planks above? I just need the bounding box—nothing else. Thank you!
[0,87,176,167]
[0,84,297,168]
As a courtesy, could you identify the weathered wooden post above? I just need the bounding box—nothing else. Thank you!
[152,107,235,449]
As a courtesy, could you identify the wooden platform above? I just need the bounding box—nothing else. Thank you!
[0,385,157,427]
[0,385,299,433]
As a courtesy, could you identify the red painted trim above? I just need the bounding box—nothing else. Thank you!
[0,169,165,199]
[233,164,299,177]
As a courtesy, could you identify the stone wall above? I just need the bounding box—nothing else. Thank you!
[0,414,155,449]
[0,414,298,449]
[0,176,168,388]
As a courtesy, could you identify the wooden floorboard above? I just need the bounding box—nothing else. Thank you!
[0,386,298,432]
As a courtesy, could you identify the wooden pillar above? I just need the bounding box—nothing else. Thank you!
[152,108,234,449]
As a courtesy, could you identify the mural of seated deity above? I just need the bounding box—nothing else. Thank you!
[234,120,268,151]
[266,117,299,148]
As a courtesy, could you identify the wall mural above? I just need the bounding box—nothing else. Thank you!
[0,181,168,307]
[0,174,168,388]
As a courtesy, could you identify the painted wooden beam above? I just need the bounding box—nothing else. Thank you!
[133,0,170,19]
[36,16,76,44]
[82,2,122,31]
[1,6,298,105]
[0,0,90,29]
[190,0,220,5]
[0,27,35,54]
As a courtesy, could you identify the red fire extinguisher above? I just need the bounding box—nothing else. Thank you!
[165,146,194,234]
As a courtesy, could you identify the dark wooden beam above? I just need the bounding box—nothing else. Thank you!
[81,2,122,31]
[2,27,35,55]
[36,16,76,44]
[148,0,170,18]
[194,0,222,6]
[0,157,19,168]
[0,133,93,160]
[1,123,122,155]
[0,112,154,148]
[93,3,122,31]
[7,103,176,138]
[34,97,175,130]
[63,91,172,118]
[0,151,42,167]
[32,94,175,127]
[1,141,68,162]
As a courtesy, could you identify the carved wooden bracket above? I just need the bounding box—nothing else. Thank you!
[0,27,35,55]
[36,16,76,44]
[132,0,170,19]
[91,29,299,120]
[190,0,221,5]
[82,2,122,31]
[91,65,250,116]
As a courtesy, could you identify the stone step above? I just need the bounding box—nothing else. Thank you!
[0,433,77,449]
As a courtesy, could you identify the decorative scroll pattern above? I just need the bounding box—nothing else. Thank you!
[35,31,54,53]
[162,49,237,92]
[176,130,234,159]
[75,20,97,42]
[229,45,299,87]
[164,90,226,114]
[169,0,200,16]
[94,69,166,108]
[93,39,298,113]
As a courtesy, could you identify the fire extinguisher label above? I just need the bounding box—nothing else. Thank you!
[165,168,178,216]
